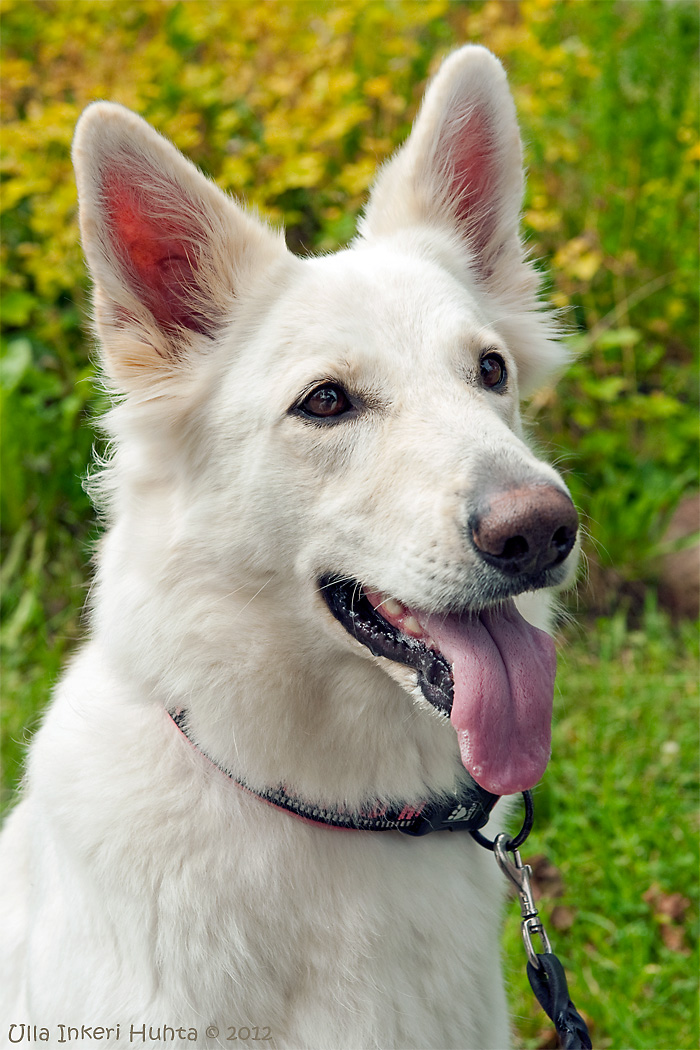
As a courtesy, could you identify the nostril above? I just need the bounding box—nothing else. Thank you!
[552,524,575,557]
[553,526,570,547]
[501,535,529,561]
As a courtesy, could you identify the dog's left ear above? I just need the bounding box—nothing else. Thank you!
[360,46,524,283]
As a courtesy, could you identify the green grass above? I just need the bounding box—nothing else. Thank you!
[502,604,699,1049]
[1,518,95,806]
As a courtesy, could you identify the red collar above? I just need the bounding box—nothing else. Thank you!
[168,708,498,836]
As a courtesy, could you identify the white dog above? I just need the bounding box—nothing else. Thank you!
[1,46,578,1049]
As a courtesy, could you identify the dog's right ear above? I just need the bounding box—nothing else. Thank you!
[73,102,287,390]
[359,46,524,286]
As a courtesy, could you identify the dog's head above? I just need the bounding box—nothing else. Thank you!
[74,46,578,798]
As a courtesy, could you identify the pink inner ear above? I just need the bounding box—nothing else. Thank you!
[438,109,499,256]
[103,176,213,337]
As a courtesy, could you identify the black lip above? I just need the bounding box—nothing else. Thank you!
[319,576,454,716]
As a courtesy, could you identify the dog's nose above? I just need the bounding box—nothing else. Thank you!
[471,484,578,577]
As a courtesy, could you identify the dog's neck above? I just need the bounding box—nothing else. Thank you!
[167,707,499,836]
[169,647,464,811]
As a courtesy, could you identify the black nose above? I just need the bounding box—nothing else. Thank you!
[470,484,578,577]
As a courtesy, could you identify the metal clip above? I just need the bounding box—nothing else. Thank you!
[493,832,552,969]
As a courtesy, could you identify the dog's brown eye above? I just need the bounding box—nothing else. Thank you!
[299,384,352,419]
[480,352,508,392]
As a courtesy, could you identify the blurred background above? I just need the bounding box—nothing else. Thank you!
[1,2,698,1047]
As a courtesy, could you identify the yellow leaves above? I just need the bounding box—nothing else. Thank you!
[266,71,305,99]
[364,75,392,99]
[677,124,699,170]
[522,0,558,18]
[219,154,254,193]
[574,51,600,81]
[1,55,34,95]
[316,70,359,100]
[666,299,687,323]
[1,174,53,212]
[152,111,205,153]
[409,0,449,23]
[310,102,371,148]
[550,290,570,310]
[544,140,580,165]
[336,157,377,197]
[553,237,604,284]
[363,135,394,157]
[363,76,406,116]
[268,153,326,195]
[540,70,564,89]
[525,207,562,233]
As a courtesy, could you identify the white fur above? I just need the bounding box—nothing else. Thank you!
[0,47,575,1048]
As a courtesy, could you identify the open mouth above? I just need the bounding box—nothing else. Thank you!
[320,577,454,716]
[320,575,558,797]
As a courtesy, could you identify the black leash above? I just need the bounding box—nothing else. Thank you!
[528,954,593,1050]
[471,792,592,1050]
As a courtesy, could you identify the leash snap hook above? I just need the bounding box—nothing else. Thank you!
[493,832,552,969]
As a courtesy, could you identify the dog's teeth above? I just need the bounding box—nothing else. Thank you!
[402,615,423,637]
[382,598,403,617]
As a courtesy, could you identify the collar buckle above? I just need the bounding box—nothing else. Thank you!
[397,787,499,836]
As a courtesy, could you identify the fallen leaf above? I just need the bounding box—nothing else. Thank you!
[527,854,566,899]
[643,884,691,922]
[660,924,690,955]
[643,883,692,955]
[550,905,577,931]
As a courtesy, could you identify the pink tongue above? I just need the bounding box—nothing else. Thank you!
[423,603,556,796]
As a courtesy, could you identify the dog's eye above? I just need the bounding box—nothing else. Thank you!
[480,352,508,392]
[298,384,353,420]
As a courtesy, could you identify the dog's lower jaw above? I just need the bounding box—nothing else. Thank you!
[319,576,455,716]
